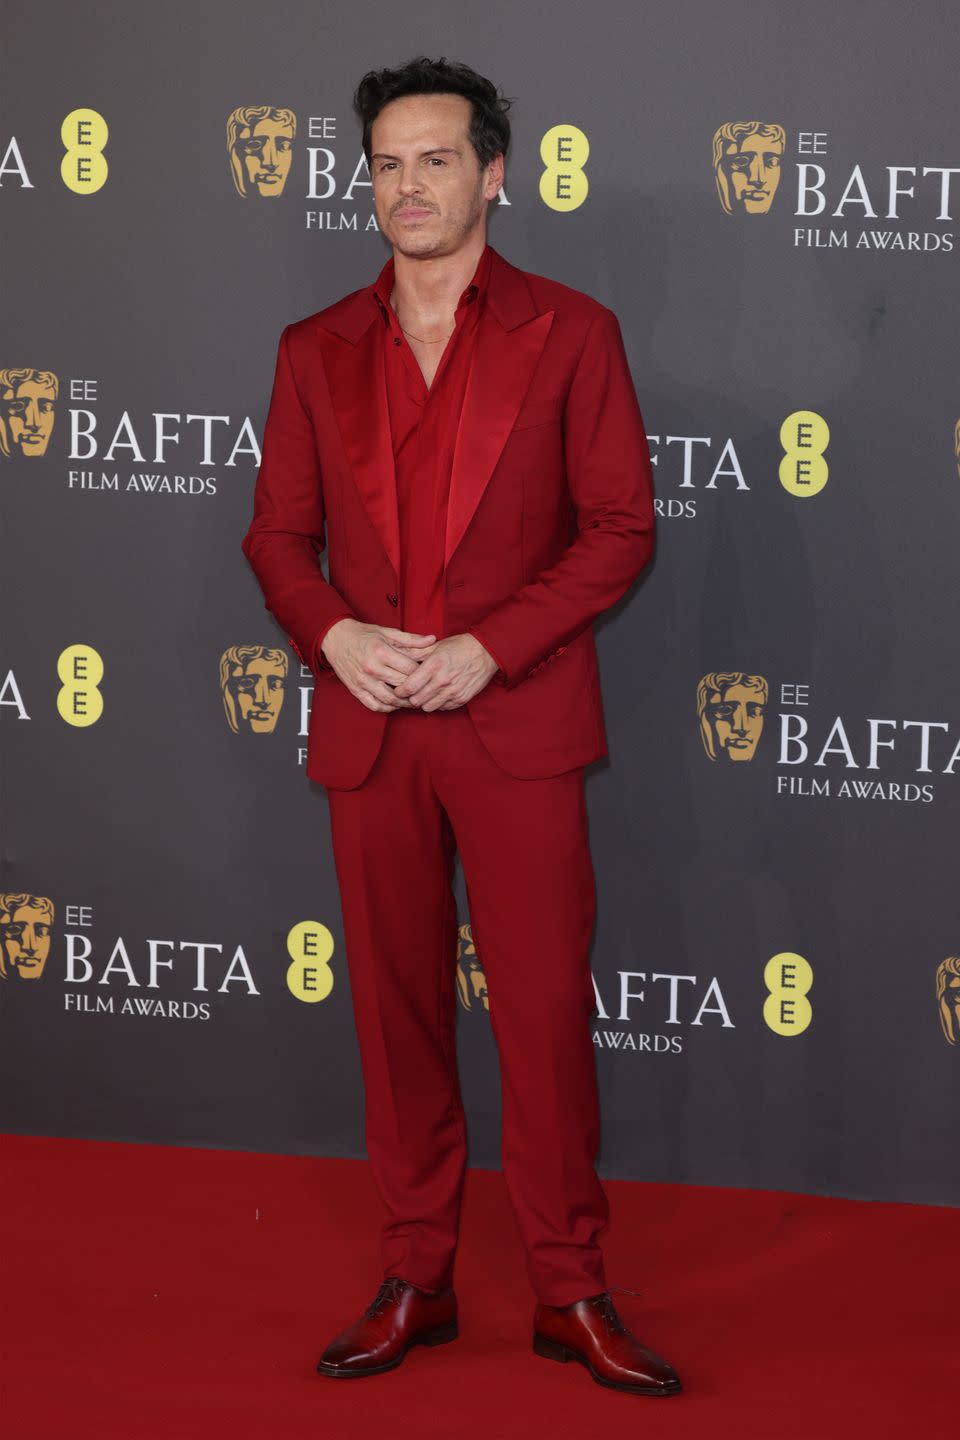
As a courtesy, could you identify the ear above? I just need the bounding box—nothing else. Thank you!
[485,152,505,198]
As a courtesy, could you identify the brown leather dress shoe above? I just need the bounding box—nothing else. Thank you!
[316,1276,458,1378]
[533,1292,682,1396]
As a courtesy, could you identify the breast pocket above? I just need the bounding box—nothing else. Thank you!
[511,398,563,432]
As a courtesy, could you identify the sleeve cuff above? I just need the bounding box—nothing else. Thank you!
[311,613,355,672]
[468,625,508,685]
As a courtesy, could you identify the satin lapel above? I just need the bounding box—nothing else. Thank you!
[322,321,400,580]
[444,306,555,569]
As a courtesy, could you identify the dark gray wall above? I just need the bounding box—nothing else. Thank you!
[3,0,959,1206]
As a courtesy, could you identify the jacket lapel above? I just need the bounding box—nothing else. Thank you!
[320,313,400,579]
[317,245,554,582]
[445,277,554,567]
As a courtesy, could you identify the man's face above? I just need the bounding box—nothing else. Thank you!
[3,380,56,456]
[370,93,501,257]
[707,684,766,762]
[3,904,52,980]
[238,118,294,196]
[228,656,286,732]
[719,134,783,214]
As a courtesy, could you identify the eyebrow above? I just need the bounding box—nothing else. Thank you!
[370,146,461,161]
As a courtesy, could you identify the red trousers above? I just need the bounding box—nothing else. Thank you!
[325,703,610,1307]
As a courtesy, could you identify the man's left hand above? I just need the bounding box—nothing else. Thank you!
[390,633,499,711]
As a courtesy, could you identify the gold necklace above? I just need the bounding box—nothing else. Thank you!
[391,288,453,344]
[400,323,451,343]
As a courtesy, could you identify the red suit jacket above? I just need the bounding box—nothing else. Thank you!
[241,244,655,789]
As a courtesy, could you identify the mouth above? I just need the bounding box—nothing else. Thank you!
[396,208,434,220]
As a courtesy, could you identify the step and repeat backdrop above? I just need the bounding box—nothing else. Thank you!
[3,1,959,1206]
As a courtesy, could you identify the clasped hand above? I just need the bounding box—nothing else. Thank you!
[320,619,499,713]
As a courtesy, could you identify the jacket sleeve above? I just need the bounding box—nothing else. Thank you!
[465,305,655,689]
[240,323,357,668]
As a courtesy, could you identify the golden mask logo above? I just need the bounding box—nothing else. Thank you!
[220,645,288,734]
[0,894,54,981]
[227,106,296,198]
[713,122,786,215]
[936,957,960,1045]
[455,923,488,1012]
[0,368,58,458]
[697,672,769,763]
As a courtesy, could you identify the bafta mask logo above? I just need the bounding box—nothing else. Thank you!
[698,671,769,763]
[0,893,54,981]
[220,645,288,734]
[456,923,488,1012]
[0,368,58,458]
[227,106,296,198]
[712,122,786,215]
[936,957,960,1045]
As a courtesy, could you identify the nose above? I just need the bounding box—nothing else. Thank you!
[748,156,766,188]
[397,168,425,199]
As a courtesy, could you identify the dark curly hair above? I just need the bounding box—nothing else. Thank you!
[353,56,512,170]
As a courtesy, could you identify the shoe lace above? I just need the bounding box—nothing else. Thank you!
[364,1276,408,1318]
[587,1285,644,1335]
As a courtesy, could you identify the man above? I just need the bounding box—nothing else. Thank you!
[241,56,681,1398]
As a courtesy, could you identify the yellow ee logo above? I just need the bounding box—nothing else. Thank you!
[539,124,589,212]
[57,644,104,726]
[61,108,109,194]
[286,920,334,1003]
[779,411,829,497]
[763,952,813,1035]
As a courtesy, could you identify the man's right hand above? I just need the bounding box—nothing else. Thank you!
[320,618,437,712]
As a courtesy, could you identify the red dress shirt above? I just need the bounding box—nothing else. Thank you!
[311,243,506,677]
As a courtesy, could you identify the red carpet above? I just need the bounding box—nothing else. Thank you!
[0,1135,953,1439]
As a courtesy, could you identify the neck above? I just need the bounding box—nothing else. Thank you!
[389,233,487,323]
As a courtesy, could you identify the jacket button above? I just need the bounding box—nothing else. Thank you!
[386,593,398,606]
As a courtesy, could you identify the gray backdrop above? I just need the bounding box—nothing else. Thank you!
[3,0,959,1207]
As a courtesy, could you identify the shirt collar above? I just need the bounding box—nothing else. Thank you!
[373,242,493,324]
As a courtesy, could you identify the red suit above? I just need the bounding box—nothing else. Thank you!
[241,243,655,1306]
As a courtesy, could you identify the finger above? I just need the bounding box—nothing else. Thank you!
[394,665,438,699]
[421,685,458,712]
[357,673,413,709]
[378,654,421,683]
[379,628,437,647]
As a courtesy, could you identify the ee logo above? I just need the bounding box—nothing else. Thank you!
[57,644,103,726]
[286,920,335,1004]
[779,410,829,496]
[540,124,589,212]
[61,108,109,194]
[763,951,813,1035]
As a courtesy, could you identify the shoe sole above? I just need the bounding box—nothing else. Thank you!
[316,1319,459,1378]
[532,1332,683,1396]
